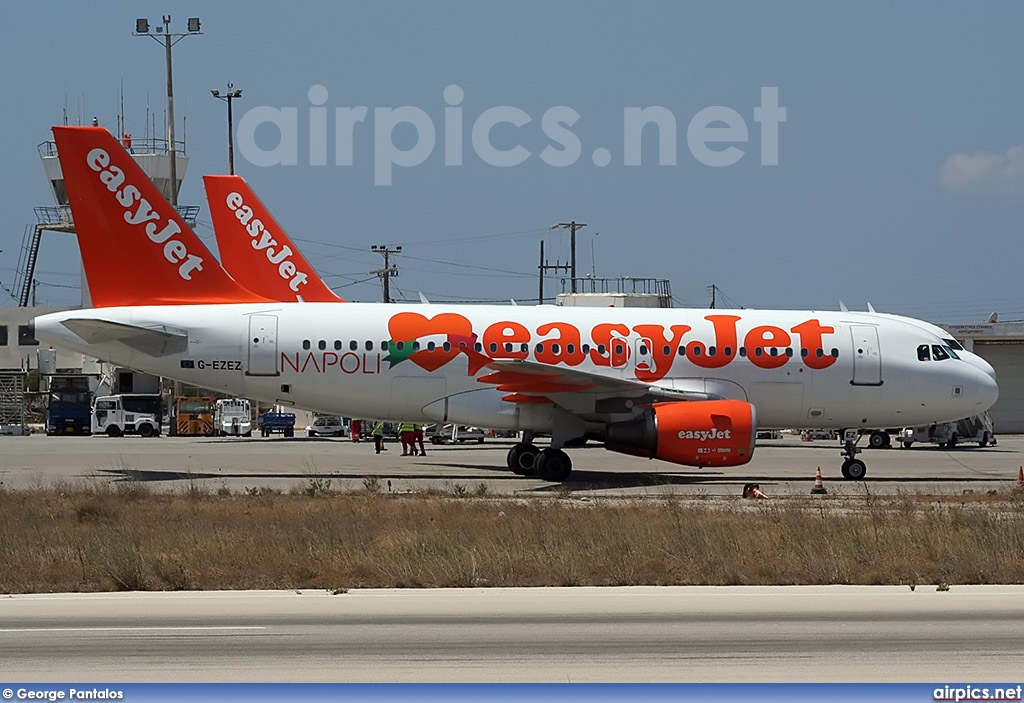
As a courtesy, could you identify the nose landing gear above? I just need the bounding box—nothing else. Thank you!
[840,429,868,480]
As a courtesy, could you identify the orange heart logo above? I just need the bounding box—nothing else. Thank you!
[388,312,474,372]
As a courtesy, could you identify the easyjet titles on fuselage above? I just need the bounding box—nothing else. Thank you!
[282,310,841,382]
[223,192,310,293]
[86,147,205,280]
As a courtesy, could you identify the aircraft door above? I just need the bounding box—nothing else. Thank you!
[247,314,280,377]
[851,325,882,386]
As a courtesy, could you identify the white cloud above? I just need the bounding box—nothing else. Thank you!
[939,144,1024,195]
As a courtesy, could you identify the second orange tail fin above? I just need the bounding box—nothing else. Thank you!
[204,174,344,303]
[53,126,267,307]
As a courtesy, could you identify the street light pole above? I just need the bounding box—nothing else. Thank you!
[211,83,243,174]
[134,15,202,207]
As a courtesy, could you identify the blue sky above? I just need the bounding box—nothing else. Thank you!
[1,1,1022,321]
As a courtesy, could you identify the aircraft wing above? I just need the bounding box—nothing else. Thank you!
[477,358,719,416]
[61,319,189,357]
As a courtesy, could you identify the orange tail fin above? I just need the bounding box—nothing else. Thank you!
[52,126,267,307]
[204,174,344,303]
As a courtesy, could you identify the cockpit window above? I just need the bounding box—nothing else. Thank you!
[942,337,965,351]
[932,345,950,361]
[945,346,960,360]
[917,344,930,361]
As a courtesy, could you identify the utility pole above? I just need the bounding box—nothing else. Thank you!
[538,240,571,304]
[551,221,587,293]
[134,15,202,206]
[211,83,243,174]
[370,244,402,303]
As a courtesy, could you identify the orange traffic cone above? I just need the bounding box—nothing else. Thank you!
[810,466,828,495]
[743,482,771,500]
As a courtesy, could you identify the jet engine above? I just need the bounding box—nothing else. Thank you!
[604,399,756,467]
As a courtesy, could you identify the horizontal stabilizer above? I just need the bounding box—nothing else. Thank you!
[61,318,189,357]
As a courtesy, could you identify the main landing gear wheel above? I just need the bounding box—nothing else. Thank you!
[507,443,539,476]
[535,447,573,483]
[868,431,889,449]
[841,458,867,480]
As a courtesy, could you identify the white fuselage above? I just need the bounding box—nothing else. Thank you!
[34,304,998,434]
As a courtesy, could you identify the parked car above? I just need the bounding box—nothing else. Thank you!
[306,414,347,437]
[429,424,486,444]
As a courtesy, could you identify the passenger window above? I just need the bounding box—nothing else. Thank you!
[614,343,624,355]
[677,346,686,356]
[396,341,405,351]
[932,345,949,361]
[830,348,839,358]
[442,341,451,352]
[412,341,420,351]
[318,340,326,351]
[918,345,931,361]
[639,344,648,355]
[302,340,311,350]
[754,347,763,357]
[365,340,373,351]
[567,344,576,354]
[505,343,514,353]
[708,346,716,357]
[333,340,342,351]
[381,341,388,351]
[427,341,436,351]
[536,343,545,353]
[724,346,733,357]
[739,347,747,357]
[785,348,794,357]
[349,340,358,351]
[581,344,590,354]
[489,342,498,353]
[598,344,607,355]
[474,342,482,352]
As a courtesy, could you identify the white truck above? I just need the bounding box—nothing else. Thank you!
[899,412,995,449]
[214,398,253,437]
[92,394,163,437]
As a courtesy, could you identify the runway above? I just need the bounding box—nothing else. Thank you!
[3,586,1022,682]
[0,432,1020,496]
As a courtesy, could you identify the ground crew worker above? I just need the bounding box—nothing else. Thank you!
[414,423,426,456]
[371,420,386,454]
[350,418,362,443]
[398,422,416,455]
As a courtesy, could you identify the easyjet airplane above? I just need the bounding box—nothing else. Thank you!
[203,174,343,303]
[33,126,999,483]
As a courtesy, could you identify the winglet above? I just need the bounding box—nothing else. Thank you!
[204,174,343,303]
[52,126,266,306]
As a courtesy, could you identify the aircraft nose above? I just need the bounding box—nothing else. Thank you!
[975,355,997,382]
[976,367,999,412]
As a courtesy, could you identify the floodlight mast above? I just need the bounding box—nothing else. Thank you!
[133,15,202,206]
[211,83,243,174]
